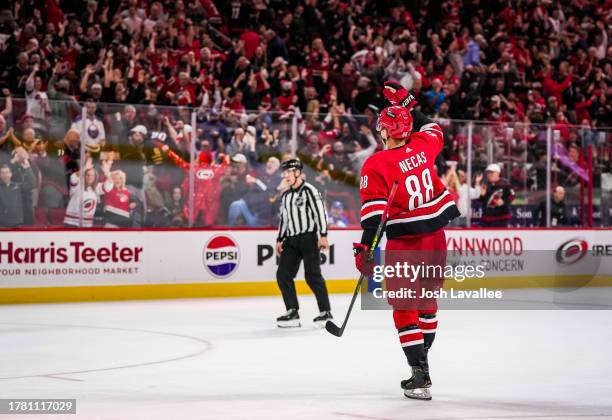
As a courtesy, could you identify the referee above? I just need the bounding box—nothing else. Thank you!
[275,159,332,328]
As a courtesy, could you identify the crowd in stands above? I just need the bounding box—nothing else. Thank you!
[0,0,610,228]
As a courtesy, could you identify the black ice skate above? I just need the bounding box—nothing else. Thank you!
[313,311,332,328]
[277,309,301,328]
[401,366,432,400]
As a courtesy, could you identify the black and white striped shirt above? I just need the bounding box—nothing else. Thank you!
[277,181,328,240]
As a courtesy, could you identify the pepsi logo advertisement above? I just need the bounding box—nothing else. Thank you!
[202,235,240,278]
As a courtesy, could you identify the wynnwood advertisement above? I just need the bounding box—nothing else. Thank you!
[0,230,610,288]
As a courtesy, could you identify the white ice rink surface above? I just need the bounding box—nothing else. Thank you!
[1,294,612,420]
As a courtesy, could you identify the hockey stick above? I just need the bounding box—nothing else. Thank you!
[325,180,399,337]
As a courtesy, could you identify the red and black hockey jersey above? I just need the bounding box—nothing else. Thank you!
[359,123,460,238]
[480,181,515,223]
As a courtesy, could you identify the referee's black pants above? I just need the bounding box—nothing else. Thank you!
[276,232,331,312]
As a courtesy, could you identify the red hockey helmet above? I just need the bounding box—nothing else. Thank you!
[376,105,413,141]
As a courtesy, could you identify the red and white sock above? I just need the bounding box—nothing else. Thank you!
[419,313,438,350]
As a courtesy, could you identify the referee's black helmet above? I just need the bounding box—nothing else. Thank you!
[280,159,303,171]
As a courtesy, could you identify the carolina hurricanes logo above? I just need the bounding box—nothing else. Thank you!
[486,189,504,207]
[556,239,589,265]
[83,199,96,212]
[196,169,214,180]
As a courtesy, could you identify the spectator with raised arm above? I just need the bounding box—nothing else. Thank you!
[159,139,228,227]
[348,125,378,175]
[25,64,51,135]
[102,169,136,228]
[456,170,484,227]
[46,63,78,142]
[64,158,113,228]
[70,99,106,149]
[29,129,78,226]
[0,115,15,164]
[480,163,515,228]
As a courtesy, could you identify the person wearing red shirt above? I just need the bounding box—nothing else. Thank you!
[443,0,460,24]
[543,67,573,104]
[276,81,296,112]
[554,112,572,143]
[526,89,547,114]
[166,72,197,106]
[45,0,65,28]
[160,143,228,226]
[240,29,261,60]
[226,90,246,115]
[354,82,460,400]
[438,64,460,88]
[102,170,135,228]
[575,94,595,123]
[570,49,593,85]
[512,37,532,74]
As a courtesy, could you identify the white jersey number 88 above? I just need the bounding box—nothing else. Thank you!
[405,168,434,211]
[360,175,368,189]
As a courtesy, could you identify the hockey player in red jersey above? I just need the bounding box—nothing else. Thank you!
[353,81,460,400]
